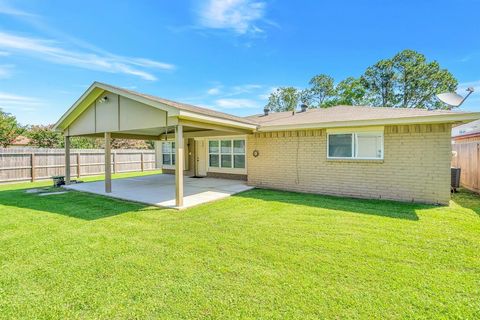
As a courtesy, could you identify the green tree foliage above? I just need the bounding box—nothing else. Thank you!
[111,139,150,149]
[0,109,24,148]
[332,77,367,106]
[361,59,396,107]
[27,124,64,148]
[25,124,153,150]
[391,49,457,109]
[266,87,299,112]
[69,137,101,149]
[265,50,458,111]
[305,74,336,108]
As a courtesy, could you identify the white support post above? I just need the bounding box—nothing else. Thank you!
[175,125,184,207]
[105,132,112,193]
[65,136,71,185]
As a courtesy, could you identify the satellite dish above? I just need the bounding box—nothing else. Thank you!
[437,87,475,108]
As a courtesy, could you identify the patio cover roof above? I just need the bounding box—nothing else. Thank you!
[54,81,257,139]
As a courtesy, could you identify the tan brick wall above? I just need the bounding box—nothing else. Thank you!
[247,124,452,204]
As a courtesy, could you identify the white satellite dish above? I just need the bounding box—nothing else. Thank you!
[437,87,474,108]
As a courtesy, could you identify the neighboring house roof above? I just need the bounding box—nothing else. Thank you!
[452,119,480,138]
[247,106,480,131]
[10,135,30,146]
[55,82,480,133]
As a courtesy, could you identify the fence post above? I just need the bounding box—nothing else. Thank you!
[31,153,36,182]
[141,152,144,171]
[76,153,81,178]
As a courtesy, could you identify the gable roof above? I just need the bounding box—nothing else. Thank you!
[54,82,257,131]
[96,82,257,125]
[247,106,480,131]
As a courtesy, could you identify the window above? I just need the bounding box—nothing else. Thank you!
[328,132,383,159]
[209,139,245,168]
[162,141,176,165]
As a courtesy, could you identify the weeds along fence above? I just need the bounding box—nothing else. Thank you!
[0,148,157,183]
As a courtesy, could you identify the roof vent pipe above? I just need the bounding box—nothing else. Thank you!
[264,107,270,116]
[300,103,308,112]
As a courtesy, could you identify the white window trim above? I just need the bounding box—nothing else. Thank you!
[161,141,176,167]
[207,137,247,171]
[327,131,384,160]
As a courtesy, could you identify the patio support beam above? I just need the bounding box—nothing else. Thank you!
[178,119,252,134]
[104,132,112,193]
[175,124,184,207]
[64,135,71,185]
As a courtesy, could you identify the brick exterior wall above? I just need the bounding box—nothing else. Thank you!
[247,124,452,204]
[206,172,247,181]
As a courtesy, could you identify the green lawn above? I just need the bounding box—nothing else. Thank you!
[0,173,479,319]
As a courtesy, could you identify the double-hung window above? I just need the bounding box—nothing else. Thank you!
[209,139,245,169]
[327,131,383,159]
[162,141,176,165]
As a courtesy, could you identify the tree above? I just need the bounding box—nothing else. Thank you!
[361,59,396,107]
[360,50,458,109]
[70,137,102,149]
[27,124,63,148]
[334,77,367,106]
[305,74,336,108]
[392,49,457,109]
[266,87,299,112]
[110,139,150,149]
[145,140,155,149]
[0,109,24,147]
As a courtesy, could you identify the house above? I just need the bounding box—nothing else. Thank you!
[452,119,480,143]
[54,82,480,206]
[8,135,31,148]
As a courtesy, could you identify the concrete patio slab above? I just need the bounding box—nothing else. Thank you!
[64,174,253,209]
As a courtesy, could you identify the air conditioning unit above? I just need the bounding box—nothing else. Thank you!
[451,167,461,192]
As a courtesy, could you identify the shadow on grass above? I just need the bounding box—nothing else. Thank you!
[451,188,480,216]
[0,186,160,221]
[234,188,438,221]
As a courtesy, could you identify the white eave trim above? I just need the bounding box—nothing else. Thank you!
[256,112,480,132]
[178,110,258,130]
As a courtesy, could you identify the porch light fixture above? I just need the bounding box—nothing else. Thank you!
[98,96,109,104]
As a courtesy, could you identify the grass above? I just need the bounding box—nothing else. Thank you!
[0,174,479,319]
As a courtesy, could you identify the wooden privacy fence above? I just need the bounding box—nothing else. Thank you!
[0,148,157,183]
[452,141,480,192]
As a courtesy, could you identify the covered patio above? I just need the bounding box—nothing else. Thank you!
[64,174,253,209]
[54,82,257,209]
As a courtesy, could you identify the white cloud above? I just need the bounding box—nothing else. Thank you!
[0,92,44,111]
[0,51,10,56]
[207,87,222,95]
[0,2,37,18]
[215,98,260,109]
[198,0,266,34]
[258,86,278,100]
[0,64,14,79]
[0,31,175,81]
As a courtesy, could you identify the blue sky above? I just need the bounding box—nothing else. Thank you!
[0,0,479,125]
